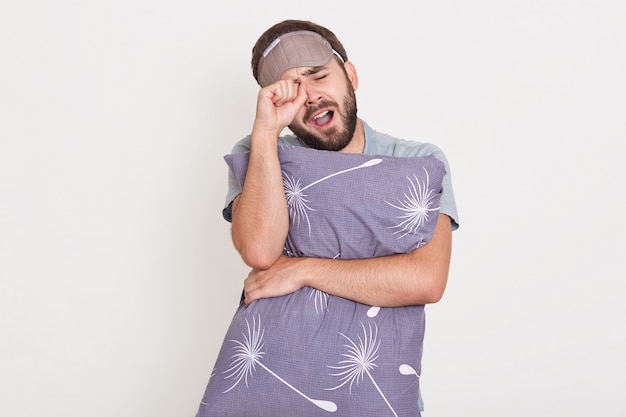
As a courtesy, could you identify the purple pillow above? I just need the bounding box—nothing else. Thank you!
[197,146,445,417]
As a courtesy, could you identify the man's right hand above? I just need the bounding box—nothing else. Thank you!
[253,79,308,136]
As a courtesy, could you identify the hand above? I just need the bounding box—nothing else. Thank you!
[253,79,308,135]
[242,256,307,306]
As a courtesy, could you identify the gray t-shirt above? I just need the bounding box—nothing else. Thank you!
[222,119,459,230]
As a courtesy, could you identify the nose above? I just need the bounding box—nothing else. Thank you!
[305,86,322,106]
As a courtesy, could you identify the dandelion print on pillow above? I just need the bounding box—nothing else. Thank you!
[196,146,445,417]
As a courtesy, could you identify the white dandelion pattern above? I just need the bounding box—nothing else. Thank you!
[399,364,420,378]
[283,158,383,236]
[367,306,381,318]
[327,322,399,417]
[283,174,315,235]
[223,316,337,412]
[310,288,330,314]
[386,167,440,239]
[306,253,340,314]
[399,364,424,411]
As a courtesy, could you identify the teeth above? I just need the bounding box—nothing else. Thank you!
[313,110,329,120]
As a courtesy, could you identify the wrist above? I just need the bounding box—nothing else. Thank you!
[298,256,324,289]
[251,120,283,140]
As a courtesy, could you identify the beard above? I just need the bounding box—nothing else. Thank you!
[288,83,358,152]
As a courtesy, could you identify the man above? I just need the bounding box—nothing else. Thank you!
[200,19,460,416]
[223,19,459,309]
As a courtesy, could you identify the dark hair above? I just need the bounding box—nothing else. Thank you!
[251,20,349,85]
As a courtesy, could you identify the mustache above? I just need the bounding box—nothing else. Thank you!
[303,99,338,121]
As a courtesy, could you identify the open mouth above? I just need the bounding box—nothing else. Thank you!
[311,110,334,127]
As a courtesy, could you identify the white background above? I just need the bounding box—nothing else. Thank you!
[1,1,625,416]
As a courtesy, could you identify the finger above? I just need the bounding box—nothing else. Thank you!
[289,81,308,110]
[271,80,299,106]
[243,287,260,306]
[242,273,260,303]
[243,290,252,307]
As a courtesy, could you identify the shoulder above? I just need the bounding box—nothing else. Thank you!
[363,121,448,160]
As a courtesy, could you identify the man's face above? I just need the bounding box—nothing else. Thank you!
[281,59,358,152]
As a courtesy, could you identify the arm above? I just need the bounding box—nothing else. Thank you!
[243,213,453,307]
[231,80,308,269]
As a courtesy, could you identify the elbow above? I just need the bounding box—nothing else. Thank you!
[423,287,445,304]
[235,240,282,270]
[421,272,448,304]
[240,251,279,270]
[231,231,284,270]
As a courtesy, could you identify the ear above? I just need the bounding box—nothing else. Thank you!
[343,61,359,91]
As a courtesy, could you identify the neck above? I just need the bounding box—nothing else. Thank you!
[339,119,365,154]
